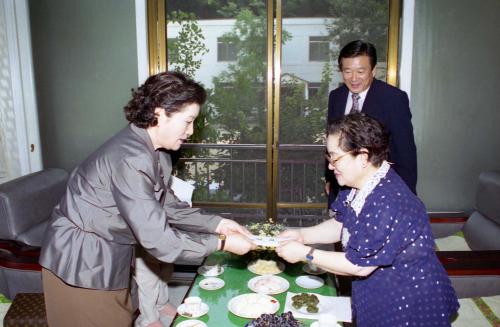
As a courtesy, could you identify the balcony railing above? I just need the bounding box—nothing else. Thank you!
[175,143,327,217]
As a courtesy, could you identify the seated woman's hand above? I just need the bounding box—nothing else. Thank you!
[278,229,304,243]
[224,233,257,255]
[216,218,252,237]
[275,241,309,264]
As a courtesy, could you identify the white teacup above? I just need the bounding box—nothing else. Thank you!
[204,265,221,276]
[318,313,338,327]
[183,296,202,313]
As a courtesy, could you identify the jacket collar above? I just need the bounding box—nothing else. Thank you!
[129,123,157,155]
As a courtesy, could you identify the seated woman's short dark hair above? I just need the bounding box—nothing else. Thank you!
[124,71,207,128]
[327,112,389,166]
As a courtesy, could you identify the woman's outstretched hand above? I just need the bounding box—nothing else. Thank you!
[278,229,304,243]
[276,241,309,263]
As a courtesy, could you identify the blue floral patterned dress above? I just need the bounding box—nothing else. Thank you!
[331,163,459,326]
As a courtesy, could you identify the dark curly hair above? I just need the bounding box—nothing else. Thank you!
[124,71,207,128]
[327,112,389,166]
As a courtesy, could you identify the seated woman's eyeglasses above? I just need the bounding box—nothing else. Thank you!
[324,150,354,166]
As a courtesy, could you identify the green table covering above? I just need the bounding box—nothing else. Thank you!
[172,251,339,327]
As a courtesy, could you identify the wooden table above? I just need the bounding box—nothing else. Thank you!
[171,251,340,326]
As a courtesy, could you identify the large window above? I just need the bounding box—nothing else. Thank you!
[150,0,399,223]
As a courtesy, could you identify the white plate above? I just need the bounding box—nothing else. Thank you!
[247,260,285,275]
[177,302,209,318]
[199,277,225,291]
[227,293,280,318]
[197,265,224,277]
[176,320,208,327]
[310,322,342,327]
[249,235,293,247]
[295,275,324,289]
[248,275,290,294]
[303,263,326,275]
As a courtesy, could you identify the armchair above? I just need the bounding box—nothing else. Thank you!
[0,168,68,299]
[431,170,500,299]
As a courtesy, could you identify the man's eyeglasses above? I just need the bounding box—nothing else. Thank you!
[324,150,354,166]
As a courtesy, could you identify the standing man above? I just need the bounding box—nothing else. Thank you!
[326,40,417,205]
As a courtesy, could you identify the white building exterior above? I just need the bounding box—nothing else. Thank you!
[167,17,342,91]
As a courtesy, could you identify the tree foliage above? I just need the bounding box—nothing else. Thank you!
[326,0,389,62]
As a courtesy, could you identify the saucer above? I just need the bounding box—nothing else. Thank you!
[310,322,342,327]
[177,302,209,318]
[303,263,326,275]
[296,275,324,289]
[199,277,225,290]
[176,320,208,327]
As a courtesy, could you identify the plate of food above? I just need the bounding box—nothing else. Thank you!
[199,277,225,291]
[246,222,285,237]
[247,222,287,250]
[248,259,285,275]
[177,297,209,318]
[295,275,324,289]
[227,293,280,319]
[248,275,290,294]
[197,265,224,277]
[176,319,208,327]
[303,263,326,275]
[291,292,323,315]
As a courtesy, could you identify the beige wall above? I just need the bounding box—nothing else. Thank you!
[411,0,500,211]
[29,0,138,171]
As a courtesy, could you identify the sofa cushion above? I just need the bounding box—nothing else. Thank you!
[0,169,67,246]
[475,170,500,225]
[464,211,500,250]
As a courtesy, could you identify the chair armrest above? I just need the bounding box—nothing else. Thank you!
[429,212,469,238]
[437,250,500,276]
[0,168,68,246]
[0,248,42,271]
[0,240,40,258]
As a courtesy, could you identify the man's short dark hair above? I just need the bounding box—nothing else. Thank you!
[338,40,377,70]
[124,71,206,128]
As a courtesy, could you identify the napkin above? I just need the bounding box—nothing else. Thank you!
[284,292,352,322]
[170,176,195,207]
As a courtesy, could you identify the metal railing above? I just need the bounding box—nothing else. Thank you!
[176,143,327,211]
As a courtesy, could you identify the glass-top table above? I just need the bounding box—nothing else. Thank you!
[171,251,341,327]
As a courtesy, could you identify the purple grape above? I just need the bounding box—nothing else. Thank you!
[245,312,303,327]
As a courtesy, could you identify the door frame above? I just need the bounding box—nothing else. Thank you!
[1,0,42,180]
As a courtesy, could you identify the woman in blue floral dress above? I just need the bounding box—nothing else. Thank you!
[276,113,459,326]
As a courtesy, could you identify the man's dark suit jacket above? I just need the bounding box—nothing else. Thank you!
[326,78,417,204]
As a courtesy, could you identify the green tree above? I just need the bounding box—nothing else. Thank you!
[326,0,389,62]
[167,10,218,144]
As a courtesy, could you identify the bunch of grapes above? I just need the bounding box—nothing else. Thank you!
[245,312,303,327]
